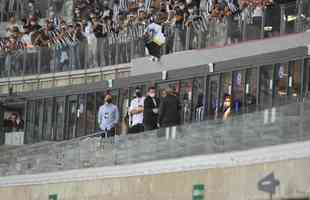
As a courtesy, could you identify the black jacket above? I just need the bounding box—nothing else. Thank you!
[143,96,160,127]
[158,94,181,127]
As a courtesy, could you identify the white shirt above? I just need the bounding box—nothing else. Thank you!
[253,6,263,17]
[145,23,162,37]
[21,33,36,53]
[129,97,145,126]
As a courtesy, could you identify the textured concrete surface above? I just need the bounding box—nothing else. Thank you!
[0,145,309,200]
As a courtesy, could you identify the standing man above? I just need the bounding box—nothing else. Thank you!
[128,87,145,134]
[158,88,181,128]
[143,87,160,131]
[98,94,119,139]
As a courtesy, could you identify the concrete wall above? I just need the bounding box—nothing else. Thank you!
[0,142,310,200]
[0,158,309,200]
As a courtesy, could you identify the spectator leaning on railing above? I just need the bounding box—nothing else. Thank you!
[0,0,285,57]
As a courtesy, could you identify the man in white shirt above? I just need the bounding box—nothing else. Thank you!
[128,87,145,134]
[144,17,166,61]
[21,25,37,74]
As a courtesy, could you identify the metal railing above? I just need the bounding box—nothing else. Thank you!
[0,1,309,80]
[0,98,310,176]
[0,35,146,78]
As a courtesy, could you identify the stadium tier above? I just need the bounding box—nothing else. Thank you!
[1,31,310,144]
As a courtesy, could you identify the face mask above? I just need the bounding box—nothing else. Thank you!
[106,99,112,104]
[136,92,142,98]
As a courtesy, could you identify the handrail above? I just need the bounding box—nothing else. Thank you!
[0,99,309,176]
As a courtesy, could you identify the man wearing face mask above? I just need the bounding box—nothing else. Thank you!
[98,94,120,139]
[143,87,160,131]
[128,87,145,134]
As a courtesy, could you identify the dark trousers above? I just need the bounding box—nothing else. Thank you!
[101,127,116,138]
[128,124,144,134]
[144,123,157,131]
[146,41,161,59]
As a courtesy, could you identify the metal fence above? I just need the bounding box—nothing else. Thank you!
[0,1,309,79]
[0,35,146,78]
[0,98,310,176]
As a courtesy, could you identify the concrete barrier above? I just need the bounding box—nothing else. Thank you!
[0,141,309,200]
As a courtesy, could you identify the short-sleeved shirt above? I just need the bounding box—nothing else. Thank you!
[129,97,145,126]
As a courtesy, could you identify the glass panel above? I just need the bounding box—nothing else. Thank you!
[66,96,78,140]
[306,59,310,97]
[119,89,130,135]
[54,97,65,141]
[179,80,193,124]
[242,7,263,40]
[86,93,96,135]
[42,98,54,141]
[275,63,289,106]
[264,4,281,38]
[96,92,105,131]
[39,47,53,74]
[301,0,310,31]
[24,49,39,76]
[76,94,86,137]
[192,78,205,121]
[35,100,44,142]
[283,3,298,34]
[260,65,274,108]
[0,106,4,145]
[207,75,220,119]
[232,71,245,113]
[25,101,35,144]
[245,68,258,111]
[289,60,301,99]
[220,72,232,111]
[0,53,6,78]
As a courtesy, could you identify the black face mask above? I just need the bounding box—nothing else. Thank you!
[106,99,112,104]
[136,92,142,98]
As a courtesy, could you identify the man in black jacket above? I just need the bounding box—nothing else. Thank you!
[158,88,181,128]
[143,87,160,131]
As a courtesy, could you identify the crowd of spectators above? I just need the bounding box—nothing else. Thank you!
[0,0,304,54]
